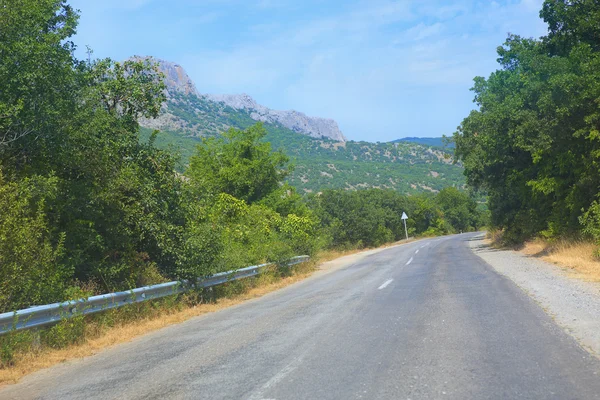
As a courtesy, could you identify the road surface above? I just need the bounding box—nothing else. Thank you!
[3,233,600,399]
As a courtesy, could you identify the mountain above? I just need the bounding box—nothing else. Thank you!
[135,56,466,194]
[206,93,346,141]
[140,126,463,195]
[137,56,346,141]
[391,137,454,149]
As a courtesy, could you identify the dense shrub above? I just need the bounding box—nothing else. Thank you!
[0,172,71,312]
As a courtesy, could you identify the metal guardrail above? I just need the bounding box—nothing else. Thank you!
[0,255,309,336]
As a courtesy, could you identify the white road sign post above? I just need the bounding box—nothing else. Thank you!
[401,212,408,240]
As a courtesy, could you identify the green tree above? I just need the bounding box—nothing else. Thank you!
[187,123,291,204]
[0,0,80,170]
[0,0,188,297]
[435,187,478,233]
[454,0,600,243]
[0,171,70,312]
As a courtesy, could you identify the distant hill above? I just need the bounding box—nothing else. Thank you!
[391,137,454,149]
[137,57,465,194]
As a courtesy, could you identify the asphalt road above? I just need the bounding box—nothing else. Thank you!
[3,233,600,399]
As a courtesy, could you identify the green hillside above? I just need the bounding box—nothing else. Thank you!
[391,137,454,149]
[141,93,465,194]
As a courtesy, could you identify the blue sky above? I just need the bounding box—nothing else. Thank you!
[69,0,547,142]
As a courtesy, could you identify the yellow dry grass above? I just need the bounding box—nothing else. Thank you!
[521,239,600,282]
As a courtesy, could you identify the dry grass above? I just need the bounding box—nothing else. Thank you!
[486,229,503,245]
[521,238,600,282]
[0,264,315,387]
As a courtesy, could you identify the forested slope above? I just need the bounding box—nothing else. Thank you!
[140,92,464,194]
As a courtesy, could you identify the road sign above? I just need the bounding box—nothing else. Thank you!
[401,212,408,240]
[401,212,408,220]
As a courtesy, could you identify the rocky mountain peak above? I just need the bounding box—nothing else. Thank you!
[207,93,259,110]
[205,93,347,142]
[132,56,199,97]
[138,56,347,142]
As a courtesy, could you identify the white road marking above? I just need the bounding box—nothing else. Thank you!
[247,355,305,400]
[378,279,393,290]
[406,257,413,265]
[415,249,419,254]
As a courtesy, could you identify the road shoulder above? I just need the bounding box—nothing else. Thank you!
[469,234,600,357]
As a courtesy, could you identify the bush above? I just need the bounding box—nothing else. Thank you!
[0,172,72,313]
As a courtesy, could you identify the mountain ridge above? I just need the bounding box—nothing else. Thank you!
[136,56,346,141]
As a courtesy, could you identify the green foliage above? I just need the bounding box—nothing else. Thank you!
[0,172,71,312]
[580,200,600,257]
[0,0,79,153]
[309,188,482,249]
[42,314,86,349]
[88,58,166,122]
[187,124,291,204]
[0,330,35,368]
[454,0,600,244]
[185,133,321,271]
[391,137,454,150]
[435,187,479,233]
[0,0,182,309]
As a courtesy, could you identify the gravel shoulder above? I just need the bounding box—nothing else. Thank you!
[469,233,600,356]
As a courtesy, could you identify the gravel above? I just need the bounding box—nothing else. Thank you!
[469,234,600,356]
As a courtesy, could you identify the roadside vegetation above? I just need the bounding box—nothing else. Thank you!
[454,0,600,261]
[0,0,484,380]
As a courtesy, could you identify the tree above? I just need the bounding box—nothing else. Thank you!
[0,0,189,296]
[0,171,70,312]
[0,0,80,169]
[435,187,478,233]
[86,57,166,129]
[454,0,600,243]
[187,123,291,204]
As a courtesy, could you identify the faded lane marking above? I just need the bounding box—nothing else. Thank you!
[378,279,393,290]
[415,249,419,254]
[406,257,413,265]
[246,355,305,400]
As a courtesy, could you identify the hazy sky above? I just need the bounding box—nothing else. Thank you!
[69,0,547,141]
